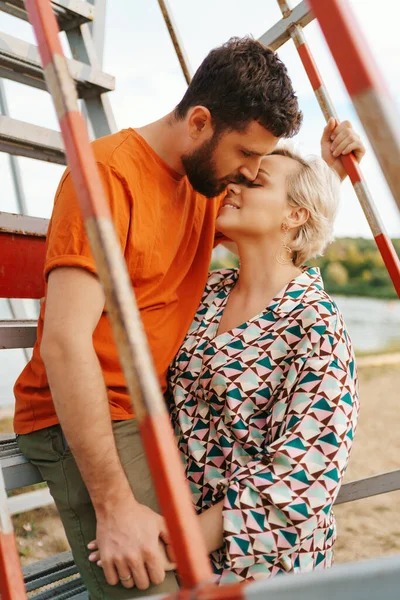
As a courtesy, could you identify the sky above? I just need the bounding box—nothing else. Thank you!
[1,0,400,241]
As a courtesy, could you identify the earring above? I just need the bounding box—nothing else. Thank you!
[275,222,293,265]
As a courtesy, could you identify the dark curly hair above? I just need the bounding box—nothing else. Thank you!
[175,37,302,138]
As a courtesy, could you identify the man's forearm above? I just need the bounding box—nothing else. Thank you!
[43,340,131,511]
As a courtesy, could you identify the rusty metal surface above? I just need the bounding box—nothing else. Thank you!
[0,232,46,299]
[277,0,291,18]
[0,211,48,237]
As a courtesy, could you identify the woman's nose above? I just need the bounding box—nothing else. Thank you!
[227,182,241,195]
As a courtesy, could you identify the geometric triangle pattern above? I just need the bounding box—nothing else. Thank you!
[168,267,359,584]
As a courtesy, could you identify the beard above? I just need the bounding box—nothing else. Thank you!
[181,133,236,198]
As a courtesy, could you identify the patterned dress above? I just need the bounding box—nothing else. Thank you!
[168,267,359,584]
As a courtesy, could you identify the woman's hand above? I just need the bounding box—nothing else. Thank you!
[321,117,366,180]
[88,539,176,573]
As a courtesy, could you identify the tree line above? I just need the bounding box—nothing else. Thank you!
[211,237,400,300]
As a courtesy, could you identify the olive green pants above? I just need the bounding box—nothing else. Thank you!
[17,419,179,599]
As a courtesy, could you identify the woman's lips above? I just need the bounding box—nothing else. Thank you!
[222,198,240,209]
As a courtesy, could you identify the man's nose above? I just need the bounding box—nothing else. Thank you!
[239,160,260,182]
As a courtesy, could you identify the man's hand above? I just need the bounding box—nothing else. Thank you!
[93,493,172,590]
[41,268,169,591]
[321,117,366,180]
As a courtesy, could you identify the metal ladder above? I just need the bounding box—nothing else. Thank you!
[0,0,117,366]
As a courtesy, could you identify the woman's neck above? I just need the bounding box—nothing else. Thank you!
[235,238,302,301]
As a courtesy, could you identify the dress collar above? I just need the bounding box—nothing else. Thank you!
[267,266,324,317]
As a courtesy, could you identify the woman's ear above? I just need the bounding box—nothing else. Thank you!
[287,206,309,229]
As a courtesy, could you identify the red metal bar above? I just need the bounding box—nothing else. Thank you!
[0,233,46,299]
[0,468,27,599]
[276,1,400,299]
[308,0,400,214]
[23,0,212,589]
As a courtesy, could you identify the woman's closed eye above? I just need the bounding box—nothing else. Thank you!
[246,181,263,188]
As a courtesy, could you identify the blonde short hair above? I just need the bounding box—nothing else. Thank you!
[271,147,341,267]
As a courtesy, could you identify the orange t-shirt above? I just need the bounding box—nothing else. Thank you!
[14,129,224,434]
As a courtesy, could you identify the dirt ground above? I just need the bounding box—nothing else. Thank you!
[1,362,400,567]
[334,363,400,563]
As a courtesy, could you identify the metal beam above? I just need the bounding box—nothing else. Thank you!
[336,469,400,505]
[247,555,400,599]
[1,455,43,491]
[0,211,48,236]
[0,434,43,491]
[0,31,115,96]
[0,320,38,349]
[8,488,53,515]
[65,16,117,135]
[258,0,314,51]
[0,0,94,31]
[0,115,65,163]
[0,81,27,214]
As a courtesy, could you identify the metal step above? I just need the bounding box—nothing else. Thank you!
[0,115,65,163]
[8,487,54,515]
[0,320,38,349]
[0,31,115,96]
[0,434,43,490]
[23,551,87,599]
[0,0,94,32]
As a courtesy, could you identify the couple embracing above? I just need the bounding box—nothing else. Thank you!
[14,37,363,598]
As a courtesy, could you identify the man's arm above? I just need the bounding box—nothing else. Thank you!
[41,267,168,591]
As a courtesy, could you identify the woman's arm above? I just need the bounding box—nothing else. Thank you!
[211,323,359,569]
[321,118,365,180]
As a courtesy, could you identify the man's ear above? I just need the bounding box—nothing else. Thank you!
[187,106,213,141]
[287,206,309,229]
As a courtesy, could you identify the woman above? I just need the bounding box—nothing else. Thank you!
[167,140,360,583]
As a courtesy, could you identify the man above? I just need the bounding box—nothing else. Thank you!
[14,36,307,598]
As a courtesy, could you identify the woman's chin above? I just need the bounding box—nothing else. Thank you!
[216,214,239,238]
